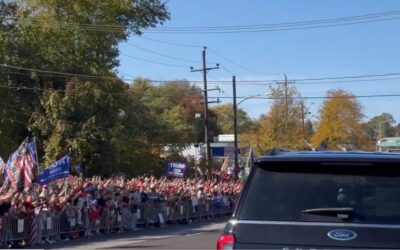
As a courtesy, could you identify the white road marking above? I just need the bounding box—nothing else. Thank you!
[134,235,175,240]
[184,232,206,237]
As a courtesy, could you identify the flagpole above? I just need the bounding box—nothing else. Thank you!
[33,137,39,168]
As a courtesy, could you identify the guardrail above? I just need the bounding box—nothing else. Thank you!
[0,197,235,248]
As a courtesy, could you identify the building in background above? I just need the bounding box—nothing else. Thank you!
[377,137,400,152]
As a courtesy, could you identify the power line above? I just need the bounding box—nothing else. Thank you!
[2,69,400,88]
[136,36,202,48]
[0,79,398,100]
[4,10,400,34]
[146,10,400,30]
[3,64,400,85]
[120,53,189,68]
[142,13,400,34]
[143,17,400,34]
[209,76,400,86]
[292,72,400,82]
[0,78,205,99]
[224,93,400,100]
[1,64,120,80]
[208,48,280,77]
[125,43,202,64]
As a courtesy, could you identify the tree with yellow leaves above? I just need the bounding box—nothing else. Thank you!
[312,89,370,150]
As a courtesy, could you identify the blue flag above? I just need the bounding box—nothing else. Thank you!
[38,155,70,185]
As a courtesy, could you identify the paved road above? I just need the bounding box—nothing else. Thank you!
[43,218,228,250]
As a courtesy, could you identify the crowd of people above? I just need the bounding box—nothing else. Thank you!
[0,171,242,247]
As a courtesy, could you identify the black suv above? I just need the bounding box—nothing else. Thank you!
[217,151,400,249]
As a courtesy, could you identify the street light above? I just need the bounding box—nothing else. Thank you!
[233,89,272,180]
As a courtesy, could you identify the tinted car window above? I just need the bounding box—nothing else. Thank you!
[238,162,400,224]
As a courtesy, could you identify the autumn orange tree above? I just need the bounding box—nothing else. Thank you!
[312,89,370,150]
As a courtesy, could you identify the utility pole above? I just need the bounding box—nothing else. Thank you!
[301,101,305,137]
[284,73,288,147]
[232,76,239,180]
[191,47,219,177]
[284,73,288,125]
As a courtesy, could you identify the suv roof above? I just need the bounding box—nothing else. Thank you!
[256,150,400,163]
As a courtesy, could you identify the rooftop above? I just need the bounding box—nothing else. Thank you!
[257,150,400,163]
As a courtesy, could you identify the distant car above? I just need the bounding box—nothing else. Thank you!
[217,151,400,249]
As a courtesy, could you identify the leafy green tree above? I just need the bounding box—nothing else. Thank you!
[29,78,151,175]
[211,104,256,134]
[130,79,205,144]
[0,1,169,173]
[363,113,396,142]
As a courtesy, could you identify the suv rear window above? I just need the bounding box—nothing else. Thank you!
[238,161,400,224]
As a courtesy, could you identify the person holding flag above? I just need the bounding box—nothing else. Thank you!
[5,138,38,191]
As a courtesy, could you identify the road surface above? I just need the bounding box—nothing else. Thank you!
[43,218,228,250]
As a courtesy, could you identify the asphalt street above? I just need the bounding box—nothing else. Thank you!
[42,217,228,250]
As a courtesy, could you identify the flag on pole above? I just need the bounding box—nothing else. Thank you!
[38,155,70,185]
[220,156,229,179]
[5,138,38,190]
[244,147,254,176]
[220,156,229,172]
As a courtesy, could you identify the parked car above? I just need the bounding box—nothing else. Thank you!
[218,150,400,249]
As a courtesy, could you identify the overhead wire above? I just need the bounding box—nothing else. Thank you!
[119,53,189,68]
[4,64,400,85]
[0,78,398,100]
[136,36,203,48]
[125,43,202,64]
[145,10,400,30]
[3,10,400,34]
[208,48,279,77]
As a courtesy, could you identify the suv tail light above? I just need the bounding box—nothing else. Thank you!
[217,234,235,250]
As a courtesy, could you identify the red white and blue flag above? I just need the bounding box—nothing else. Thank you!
[5,138,38,190]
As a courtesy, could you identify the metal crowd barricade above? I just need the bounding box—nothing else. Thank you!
[41,215,60,241]
[106,208,119,233]
[163,200,178,223]
[135,204,145,226]
[0,195,237,247]
[6,215,30,243]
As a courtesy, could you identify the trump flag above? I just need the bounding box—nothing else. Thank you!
[38,155,70,185]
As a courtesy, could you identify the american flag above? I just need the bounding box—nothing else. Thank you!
[5,138,38,190]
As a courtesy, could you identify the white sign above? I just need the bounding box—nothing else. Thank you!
[46,217,52,230]
[17,219,24,233]
[158,213,164,224]
[70,218,76,227]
